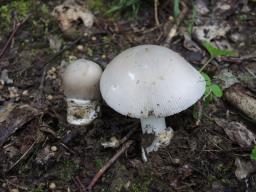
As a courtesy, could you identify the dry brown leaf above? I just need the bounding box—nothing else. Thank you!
[52,0,94,32]
[215,118,256,147]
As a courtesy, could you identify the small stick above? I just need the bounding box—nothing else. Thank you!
[154,0,160,26]
[118,122,138,146]
[195,101,203,126]
[75,176,86,192]
[164,2,188,47]
[0,16,29,59]
[86,140,133,191]
[8,139,37,171]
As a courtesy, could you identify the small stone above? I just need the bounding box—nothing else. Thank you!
[47,95,53,100]
[10,189,19,192]
[101,54,106,59]
[49,182,56,190]
[173,158,181,165]
[22,90,29,96]
[168,16,174,21]
[77,45,84,50]
[50,145,58,152]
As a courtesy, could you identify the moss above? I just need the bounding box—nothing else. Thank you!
[130,177,152,192]
[87,0,107,13]
[31,186,44,192]
[0,1,51,36]
[95,158,104,169]
[0,0,31,27]
[58,160,79,182]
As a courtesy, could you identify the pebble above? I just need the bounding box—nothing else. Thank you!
[50,145,58,152]
[10,189,19,192]
[101,54,106,59]
[47,95,53,100]
[49,182,56,190]
[77,45,84,51]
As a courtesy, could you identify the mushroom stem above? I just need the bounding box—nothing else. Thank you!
[140,117,174,160]
[66,98,100,125]
[140,117,166,134]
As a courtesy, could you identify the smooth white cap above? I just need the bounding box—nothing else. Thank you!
[100,45,205,118]
[63,59,103,100]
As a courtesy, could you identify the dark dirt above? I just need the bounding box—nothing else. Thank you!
[0,0,256,192]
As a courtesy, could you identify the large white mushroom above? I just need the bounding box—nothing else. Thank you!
[100,45,205,161]
[63,59,102,125]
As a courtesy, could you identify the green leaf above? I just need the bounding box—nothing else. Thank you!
[173,0,180,18]
[201,72,211,86]
[251,146,256,160]
[210,84,223,97]
[203,41,238,58]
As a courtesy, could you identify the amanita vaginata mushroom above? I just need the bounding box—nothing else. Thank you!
[100,45,205,161]
[63,59,102,125]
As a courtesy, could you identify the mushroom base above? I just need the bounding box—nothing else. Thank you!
[66,98,100,125]
[140,117,174,161]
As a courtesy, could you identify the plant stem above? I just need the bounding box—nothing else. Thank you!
[200,57,214,72]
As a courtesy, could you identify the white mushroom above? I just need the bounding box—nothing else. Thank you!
[100,45,205,161]
[63,59,102,125]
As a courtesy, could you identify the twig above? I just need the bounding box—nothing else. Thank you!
[0,16,29,60]
[86,140,133,191]
[199,57,213,72]
[164,1,188,47]
[154,0,160,26]
[60,142,75,154]
[195,101,203,126]
[119,128,136,145]
[75,176,86,192]
[8,139,37,171]
[5,180,28,191]
[218,54,256,63]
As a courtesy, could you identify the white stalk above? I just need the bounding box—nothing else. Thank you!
[66,98,100,125]
[140,117,174,160]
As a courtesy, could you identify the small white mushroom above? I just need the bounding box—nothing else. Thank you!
[100,45,205,161]
[63,59,102,125]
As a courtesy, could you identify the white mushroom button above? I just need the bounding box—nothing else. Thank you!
[100,45,205,161]
[63,59,103,125]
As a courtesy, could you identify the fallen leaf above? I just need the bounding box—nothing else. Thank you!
[215,118,256,147]
[235,158,256,180]
[0,103,16,123]
[0,105,42,146]
[52,0,94,32]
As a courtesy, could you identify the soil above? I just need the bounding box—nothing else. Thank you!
[0,0,256,192]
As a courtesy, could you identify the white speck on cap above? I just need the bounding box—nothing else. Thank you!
[100,45,205,118]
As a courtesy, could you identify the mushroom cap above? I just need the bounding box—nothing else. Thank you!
[63,59,103,100]
[100,45,205,118]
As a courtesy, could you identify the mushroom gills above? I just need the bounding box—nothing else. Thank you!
[140,117,174,160]
[66,98,100,125]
